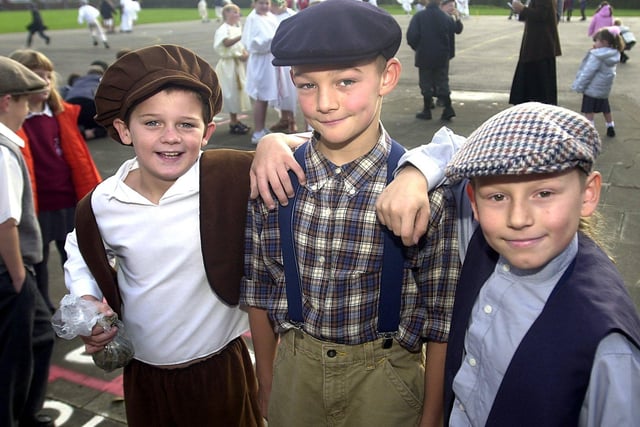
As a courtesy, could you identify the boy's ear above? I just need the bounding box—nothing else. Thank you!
[0,94,9,113]
[465,181,480,221]
[201,122,216,147]
[113,119,133,146]
[581,171,602,217]
[379,58,401,97]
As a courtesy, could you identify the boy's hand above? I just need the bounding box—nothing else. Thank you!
[376,166,431,246]
[256,375,273,420]
[78,296,119,354]
[249,132,307,210]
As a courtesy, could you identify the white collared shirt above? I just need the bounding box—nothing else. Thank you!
[64,153,249,366]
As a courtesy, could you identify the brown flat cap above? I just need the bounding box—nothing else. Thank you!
[94,44,222,144]
[0,56,47,96]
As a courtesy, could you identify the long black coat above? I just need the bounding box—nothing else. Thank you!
[406,3,456,70]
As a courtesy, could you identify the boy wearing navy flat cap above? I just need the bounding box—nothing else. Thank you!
[241,1,460,425]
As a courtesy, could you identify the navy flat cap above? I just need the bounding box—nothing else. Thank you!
[271,0,402,66]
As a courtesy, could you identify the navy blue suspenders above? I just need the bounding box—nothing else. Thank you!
[278,140,406,347]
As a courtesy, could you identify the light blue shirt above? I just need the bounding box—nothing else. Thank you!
[401,137,640,427]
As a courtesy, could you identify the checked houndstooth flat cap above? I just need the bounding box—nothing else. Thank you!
[445,102,602,181]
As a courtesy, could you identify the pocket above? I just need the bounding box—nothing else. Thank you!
[381,353,424,413]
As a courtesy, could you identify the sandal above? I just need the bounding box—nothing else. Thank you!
[229,122,250,135]
[269,118,290,132]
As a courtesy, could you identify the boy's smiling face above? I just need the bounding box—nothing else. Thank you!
[291,57,400,164]
[467,169,601,270]
[113,88,215,201]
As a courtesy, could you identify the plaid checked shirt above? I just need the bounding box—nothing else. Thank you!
[240,131,460,352]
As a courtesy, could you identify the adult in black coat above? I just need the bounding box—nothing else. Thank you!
[407,0,458,121]
[26,4,51,47]
[509,0,562,105]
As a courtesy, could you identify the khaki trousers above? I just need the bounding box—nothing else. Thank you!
[268,330,425,427]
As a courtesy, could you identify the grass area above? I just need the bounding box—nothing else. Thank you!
[0,6,637,34]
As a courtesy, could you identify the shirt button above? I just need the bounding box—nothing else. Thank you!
[348,188,356,195]
[483,304,493,314]
[502,264,510,272]
[327,349,337,358]
[318,256,325,264]
[334,167,342,174]
[468,357,477,367]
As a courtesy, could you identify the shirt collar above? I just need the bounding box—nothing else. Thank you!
[108,152,202,204]
[304,123,392,194]
[0,122,26,148]
[26,102,53,119]
[497,233,579,284]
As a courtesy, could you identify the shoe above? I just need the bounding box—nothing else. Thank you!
[269,118,290,132]
[606,126,615,137]
[229,122,250,135]
[20,414,55,427]
[45,37,50,45]
[93,40,98,46]
[415,109,432,120]
[441,105,456,121]
[251,128,270,145]
[104,42,110,49]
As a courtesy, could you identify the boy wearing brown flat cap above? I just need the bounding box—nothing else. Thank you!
[240,1,460,425]
[62,45,263,426]
[0,56,56,427]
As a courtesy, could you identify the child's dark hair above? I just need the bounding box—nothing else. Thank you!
[594,27,626,53]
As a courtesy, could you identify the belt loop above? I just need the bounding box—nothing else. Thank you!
[364,341,375,371]
[292,330,297,356]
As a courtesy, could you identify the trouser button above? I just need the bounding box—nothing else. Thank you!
[327,349,337,358]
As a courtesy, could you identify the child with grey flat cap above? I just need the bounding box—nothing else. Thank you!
[441,102,640,426]
[240,0,461,425]
[0,56,56,427]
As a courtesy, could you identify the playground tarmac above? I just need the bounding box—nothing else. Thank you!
[1,12,639,426]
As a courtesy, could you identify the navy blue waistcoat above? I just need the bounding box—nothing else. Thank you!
[444,230,640,426]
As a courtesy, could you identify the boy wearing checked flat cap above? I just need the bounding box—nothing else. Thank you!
[0,57,57,427]
[240,0,461,425]
[440,102,640,426]
[63,45,264,426]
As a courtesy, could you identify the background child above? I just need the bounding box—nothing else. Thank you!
[77,0,110,49]
[614,18,636,63]
[63,44,262,427]
[241,1,460,425]
[572,27,625,137]
[442,102,640,426]
[588,1,614,37]
[10,49,102,314]
[25,3,51,47]
[241,0,280,144]
[214,2,251,135]
[0,55,55,427]
[198,0,210,22]
[268,0,298,134]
